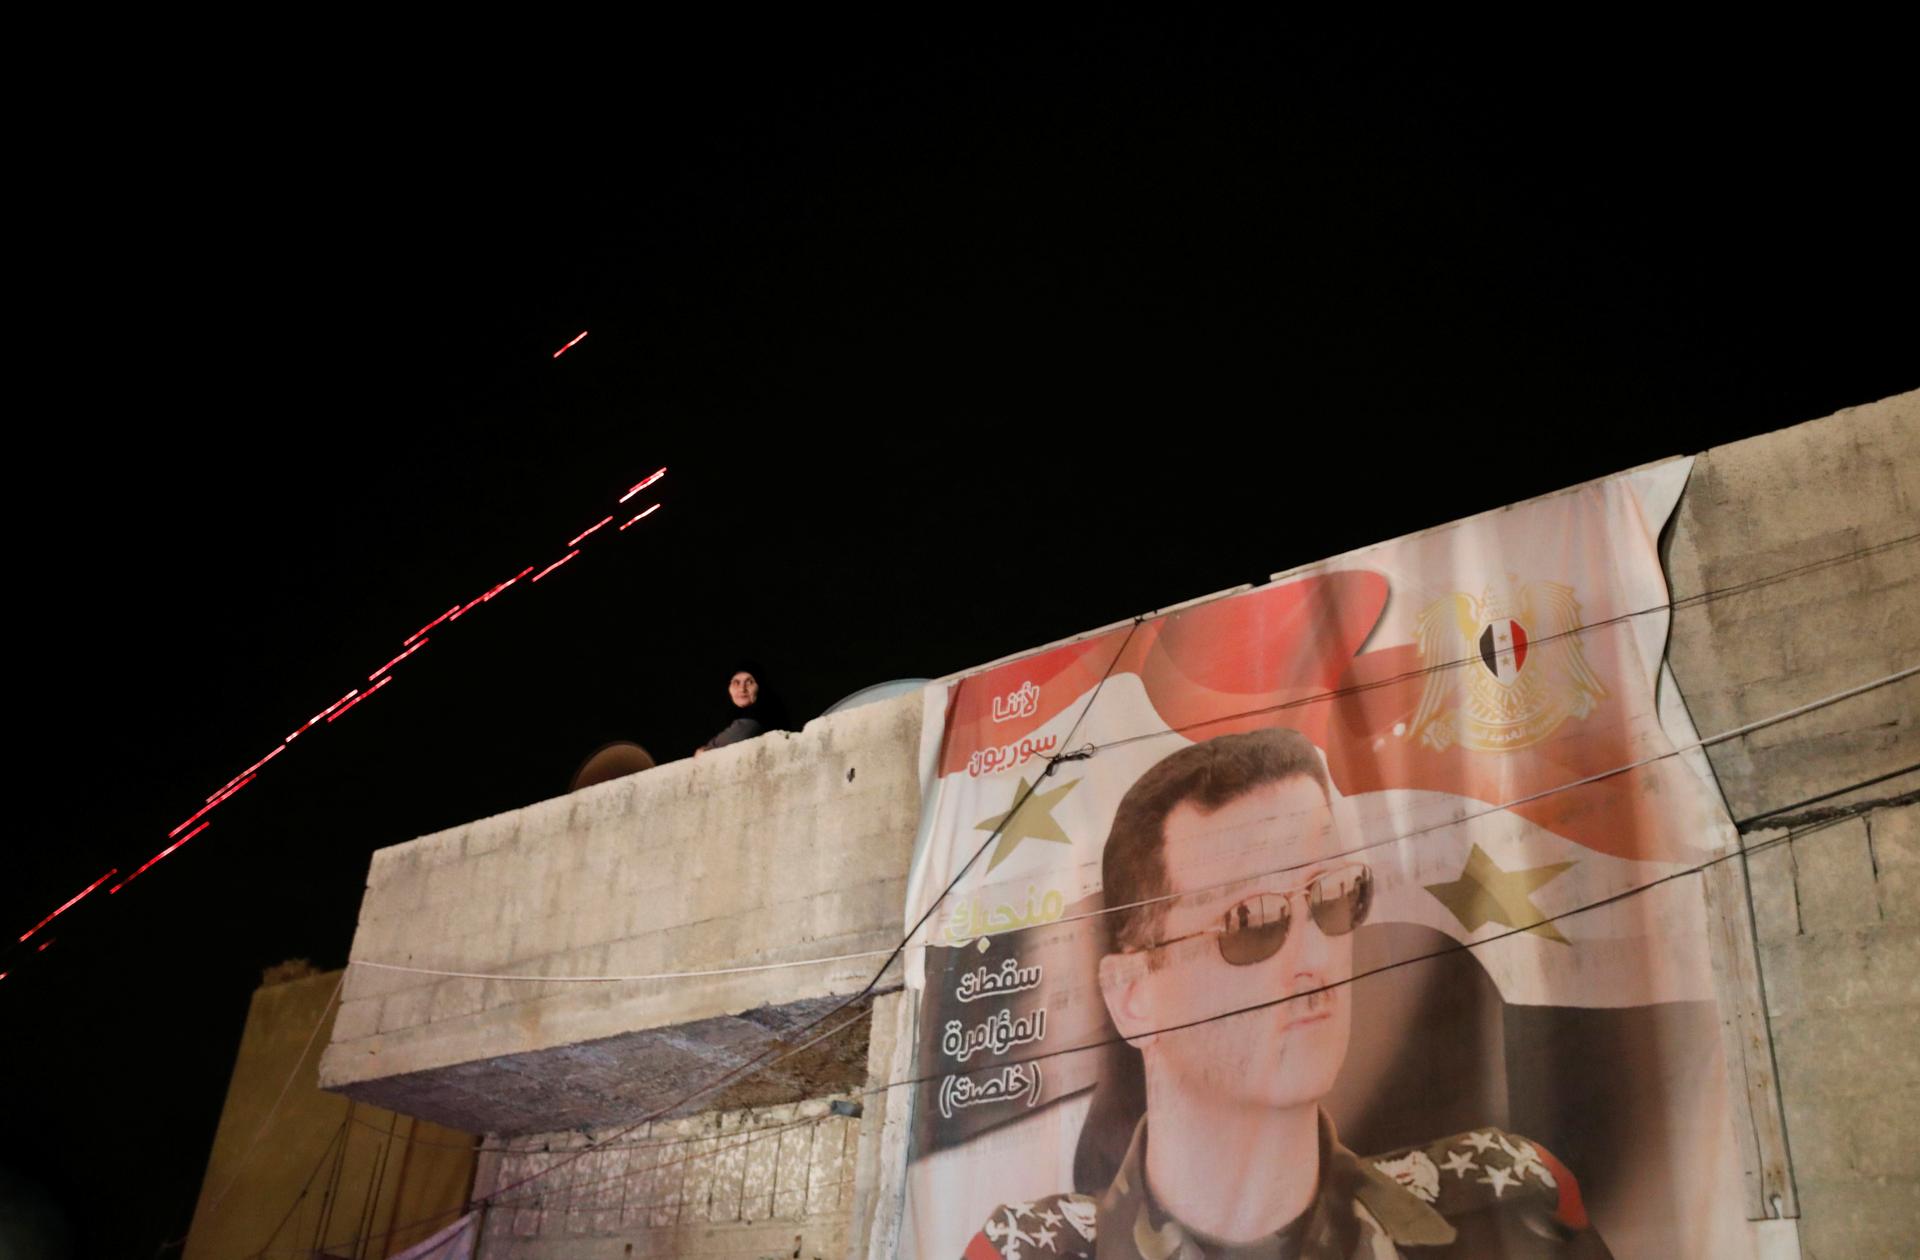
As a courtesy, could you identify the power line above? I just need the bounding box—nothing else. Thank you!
[169,531,1917,1246]
[442,616,1148,1232]
[452,685,1913,1199]
[276,1017,878,1260]
[242,1117,347,1260]
[1733,761,1919,829]
[330,762,1920,1170]
[178,487,1917,1259]
[286,652,1912,1240]
[9,521,1903,980]
[484,1116,855,1210]
[348,1106,820,1156]
[345,530,1914,994]
[238,660,1912,1237]
[278,760,1910,1260]
[203,973,345,1219]
[348,661,1915,985]
[1088,531,1917,758]
[853,807,1882,1103]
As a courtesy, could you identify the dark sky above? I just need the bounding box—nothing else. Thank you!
[5,29,1913,1257]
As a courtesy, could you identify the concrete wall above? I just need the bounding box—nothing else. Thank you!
[185,968,476,1260]
[326,390,1917,1258]
[1664,389,1918,1259]
[318,692,923,1136]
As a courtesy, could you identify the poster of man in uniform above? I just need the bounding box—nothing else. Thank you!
[899,461,1767,1258]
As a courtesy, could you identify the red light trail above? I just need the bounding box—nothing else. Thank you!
[370,639,427,681]
[552,330,589,359]
[619,468,666,503]
[568,515,614,547]
[449,588,491,622]
[208,746,285,802]
[12,459,667,977]
[18,869,117,943]
[531,550,580,582]
[169,790,227,839]
[487,566,536,601]
[211,773,256,803]
[164,773,254,842]
[288,689,357,742]
[327,673,392,723]
[111,823,210,894]
[406,605,460,646]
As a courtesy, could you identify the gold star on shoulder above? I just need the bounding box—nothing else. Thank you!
[1424,843,1575,943]
[975,776,1080,872]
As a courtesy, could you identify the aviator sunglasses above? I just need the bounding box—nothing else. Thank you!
[1142,863,1374,966]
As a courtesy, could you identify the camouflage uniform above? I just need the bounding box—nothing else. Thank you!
[961,1113,1609,1259]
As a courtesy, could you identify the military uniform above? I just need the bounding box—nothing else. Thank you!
[960,1113,1609,1259]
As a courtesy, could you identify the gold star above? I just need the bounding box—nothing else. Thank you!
[975,776,1080,872]
[1425,844,1574,943]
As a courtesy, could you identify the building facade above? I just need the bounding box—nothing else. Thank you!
[317,390,1916,1259]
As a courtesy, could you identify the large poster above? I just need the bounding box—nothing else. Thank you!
[901,462,1760,1259]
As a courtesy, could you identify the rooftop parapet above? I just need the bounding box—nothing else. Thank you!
[317,692,922,1135]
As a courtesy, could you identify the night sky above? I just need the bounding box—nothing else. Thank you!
[5,30,1913,1258]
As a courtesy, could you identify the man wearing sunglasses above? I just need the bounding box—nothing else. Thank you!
[962,728,1609,1259]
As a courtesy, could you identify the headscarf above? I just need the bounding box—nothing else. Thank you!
[719,660,790,735]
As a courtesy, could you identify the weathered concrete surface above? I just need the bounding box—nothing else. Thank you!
[469,1099,860,1260]
[338,993,876,1138]
[1665,389,1917,824]
[328,390,1918,1257]
[1740,800,1919,1260]
[1665,389,1918,1258]
[320,692,921,1135]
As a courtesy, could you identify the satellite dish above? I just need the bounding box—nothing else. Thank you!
[569,741,657,792]
[822,678,930,716]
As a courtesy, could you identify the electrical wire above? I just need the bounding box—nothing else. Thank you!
[1732,761,1919,828]
[348,1105,821,1156]
[266,664,1914,1238]
[243,1117,347,1260]
[849,806,1881,1101]
[348,661,1915,984]
[378,616,1149,1243]
[423,712,1919,1224]
[1084,531,1917,758]
[483,1114,856,1209]
[263,777,1905,1260]
[12,527,1903,974]
[203,972,346,1219]
[192,531,1918,1248]
[486,1170,859,1216]
[280,653,1913,1241]
[278,1016,878,1260]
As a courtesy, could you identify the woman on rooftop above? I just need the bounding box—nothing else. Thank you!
[695,663,787,755]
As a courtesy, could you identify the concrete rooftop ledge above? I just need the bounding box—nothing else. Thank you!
[317,691,923,1135]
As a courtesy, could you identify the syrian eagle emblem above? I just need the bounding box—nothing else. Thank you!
[1404,576,1606,753]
